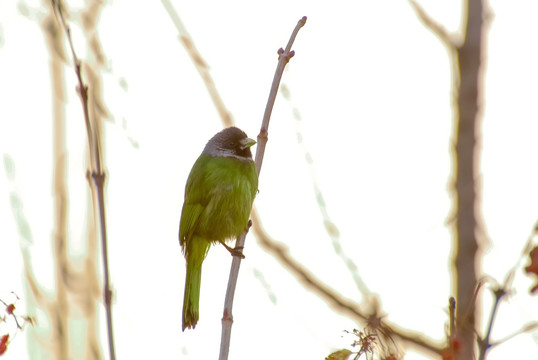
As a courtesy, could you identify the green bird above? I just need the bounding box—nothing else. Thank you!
[179,126,258,331]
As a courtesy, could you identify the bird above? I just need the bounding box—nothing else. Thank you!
[179,126,258,331]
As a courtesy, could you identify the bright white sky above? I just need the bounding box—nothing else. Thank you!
[1,0,538,359]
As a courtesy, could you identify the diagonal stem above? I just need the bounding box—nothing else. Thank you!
[219,16,307,360]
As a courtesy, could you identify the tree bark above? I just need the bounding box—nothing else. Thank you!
[453,0,485,358]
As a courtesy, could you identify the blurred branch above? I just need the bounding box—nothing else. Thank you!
[53,1,116,360]
[219,17,307,360]
[490,322,538,349]
[161,0,234,127]
[251,209,443,357]
[280,84,372,301]
[78,2,110,357]
[409,0,461,102]
[507,220,538,280]
[477,220,538,359]
[408,0,457,48]
[44,2,70,358]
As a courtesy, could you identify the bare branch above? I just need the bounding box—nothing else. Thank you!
[504,220,538,285]
[408,0,456,48]
[254,16,307,176]
[161,0,234,127]
[251,209,444,357]
[490,322,538,349]
[477,219,538,359]
[477,286,506,360]
[219,17,307,360]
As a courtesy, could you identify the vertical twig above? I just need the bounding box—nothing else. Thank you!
[410,0,488,358]
[449,297,456,338]
[218,17,307,360]
[53,2,116,360]
[447,297,457,357]
[453,2,485,357]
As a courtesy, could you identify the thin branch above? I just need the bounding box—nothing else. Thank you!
[254,17,307,176]
[477,287,505,360]
[448,297,456,339]
[53,2,116,360]
[504,220,538,284]
[219,16,307,360]
[489,322,538,348]
[408,0,457,48]
[476,219,538,359]
[441,297,458,359]
[409,0,462,94]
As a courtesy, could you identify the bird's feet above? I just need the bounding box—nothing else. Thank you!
[221,242,245,259]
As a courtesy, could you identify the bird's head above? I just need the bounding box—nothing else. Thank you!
[203,127,256,160]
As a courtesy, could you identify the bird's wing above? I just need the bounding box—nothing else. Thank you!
[179,155,211,250]
[179,202,204,247]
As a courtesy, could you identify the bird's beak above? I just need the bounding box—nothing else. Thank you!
[240,137,256,150]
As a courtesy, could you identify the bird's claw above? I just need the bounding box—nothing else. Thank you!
[221,242,245,259]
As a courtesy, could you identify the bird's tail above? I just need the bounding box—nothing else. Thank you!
[182,262,202,331]
[182,236,208,331]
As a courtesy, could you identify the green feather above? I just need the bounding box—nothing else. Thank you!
[182,235,207,329]
[180,149,258,331]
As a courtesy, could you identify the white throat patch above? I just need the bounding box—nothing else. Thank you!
[205,147,252,161]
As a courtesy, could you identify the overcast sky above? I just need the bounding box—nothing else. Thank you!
[1,0,538,359]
